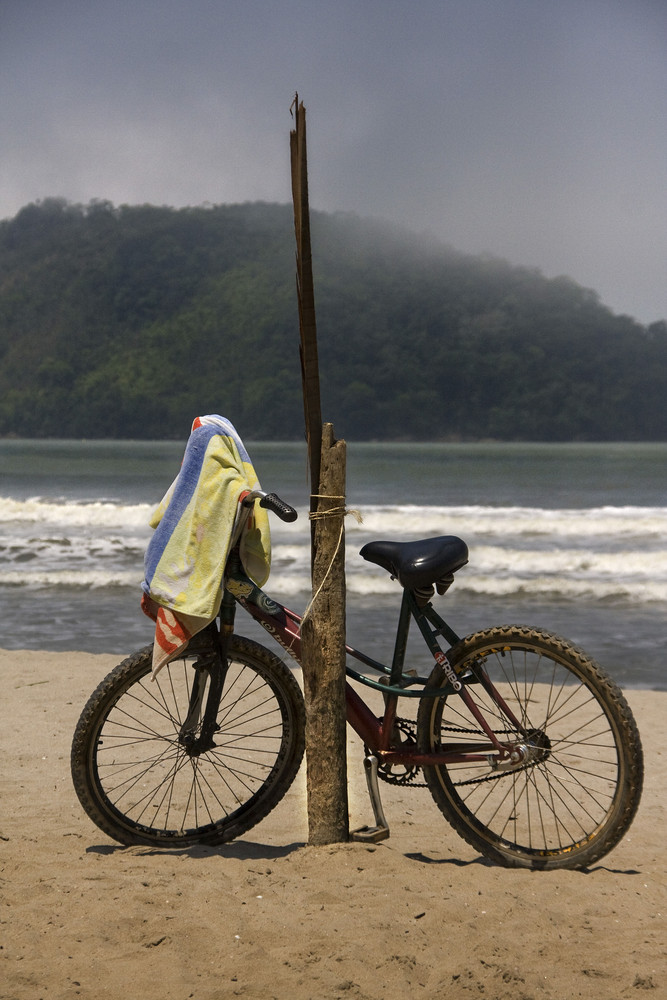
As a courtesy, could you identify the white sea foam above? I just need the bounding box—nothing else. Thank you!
[2,495,665,604]
[254,570,667,605]
[453,573,667,604]
[0,496,153,529]
[4,495,665,539]
[340,504,667,542]
[0,569,142,588]
[470,545,667,580]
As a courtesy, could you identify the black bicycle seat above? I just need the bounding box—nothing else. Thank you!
[359,536,469,591]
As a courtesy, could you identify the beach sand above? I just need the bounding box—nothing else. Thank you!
[1,647,664,1000]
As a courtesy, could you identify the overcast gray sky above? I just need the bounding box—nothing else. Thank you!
[2,0,665,323]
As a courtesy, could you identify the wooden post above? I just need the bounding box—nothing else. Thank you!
[301,424,349,844]
[290,96,349,845]
[290,95,322,500]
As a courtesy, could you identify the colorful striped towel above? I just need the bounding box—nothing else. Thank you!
[141,415,271,675]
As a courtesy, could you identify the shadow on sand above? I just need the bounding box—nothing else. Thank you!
[86,840,306,861]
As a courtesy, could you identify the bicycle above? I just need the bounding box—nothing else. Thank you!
[71,490,643,870]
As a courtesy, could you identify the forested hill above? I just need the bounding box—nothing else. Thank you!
[1,197,665,441]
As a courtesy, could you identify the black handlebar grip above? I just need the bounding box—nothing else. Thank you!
[259,492,298,522]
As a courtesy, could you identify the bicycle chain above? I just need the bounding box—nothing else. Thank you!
[374,718,535,789]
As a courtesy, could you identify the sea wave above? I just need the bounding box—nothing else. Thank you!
[4,558,665,605]
[3,495,666,538]
[0,569,141,588]
[0,532,148,575]
[3,496,665,604]
[240,569,667,604]
[341,504,667,542]
[0,495,153,529]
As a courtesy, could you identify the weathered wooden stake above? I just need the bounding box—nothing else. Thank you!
[290,96,322,500]
[301,424,349,844]
[290,96,349,844]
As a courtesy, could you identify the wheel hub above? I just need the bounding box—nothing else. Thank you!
[488,728,551,771]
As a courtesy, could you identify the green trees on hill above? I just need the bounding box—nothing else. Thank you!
[0,197,665,440]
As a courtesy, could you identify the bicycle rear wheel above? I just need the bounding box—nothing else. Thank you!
[417,625,643,870]
[71,635,305,847]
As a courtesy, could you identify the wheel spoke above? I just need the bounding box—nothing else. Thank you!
[418,626,642,869]
[71,639,305,845]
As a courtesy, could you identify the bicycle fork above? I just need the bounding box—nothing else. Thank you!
[177,620,232,757]
[178,654,226,756]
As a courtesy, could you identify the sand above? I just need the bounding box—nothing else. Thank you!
[1,647,664,1000]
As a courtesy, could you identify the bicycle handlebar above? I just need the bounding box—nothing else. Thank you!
[241,490,298,522]
[259,492,298,522]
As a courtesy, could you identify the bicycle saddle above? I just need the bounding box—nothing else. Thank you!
[359,535,468,591]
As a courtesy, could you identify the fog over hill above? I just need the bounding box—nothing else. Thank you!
[1,199,665,440]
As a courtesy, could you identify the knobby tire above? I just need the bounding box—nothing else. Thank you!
[71,635,305,847]
[416,625,643,870]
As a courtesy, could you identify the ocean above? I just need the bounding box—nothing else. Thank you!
[1,438,665,690]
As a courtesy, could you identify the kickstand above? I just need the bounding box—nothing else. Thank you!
[349,754,390,843]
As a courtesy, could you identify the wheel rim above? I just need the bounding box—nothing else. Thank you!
[429,642,625,861]
[90,653,291,841]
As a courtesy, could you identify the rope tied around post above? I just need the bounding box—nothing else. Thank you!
[308,494,363,523]
[300,496,362,626]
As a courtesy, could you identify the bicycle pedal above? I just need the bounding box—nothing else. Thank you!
[349,824,390,844]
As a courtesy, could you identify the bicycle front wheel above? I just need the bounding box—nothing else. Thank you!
[417,625,643,870]
[71,635,305,847]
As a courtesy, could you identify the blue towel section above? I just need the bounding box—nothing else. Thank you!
[143,418,235,588]
[142,414,271,633]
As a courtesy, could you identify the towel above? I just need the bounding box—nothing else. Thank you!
[141,415,271,675]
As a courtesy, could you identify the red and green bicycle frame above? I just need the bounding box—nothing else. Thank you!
[223,558,528,770]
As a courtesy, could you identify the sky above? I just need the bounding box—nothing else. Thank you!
[2,0,666,324]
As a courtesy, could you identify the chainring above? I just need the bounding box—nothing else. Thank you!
[367,718,425,787]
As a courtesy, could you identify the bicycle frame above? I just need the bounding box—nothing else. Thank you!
[223,553,527,771]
